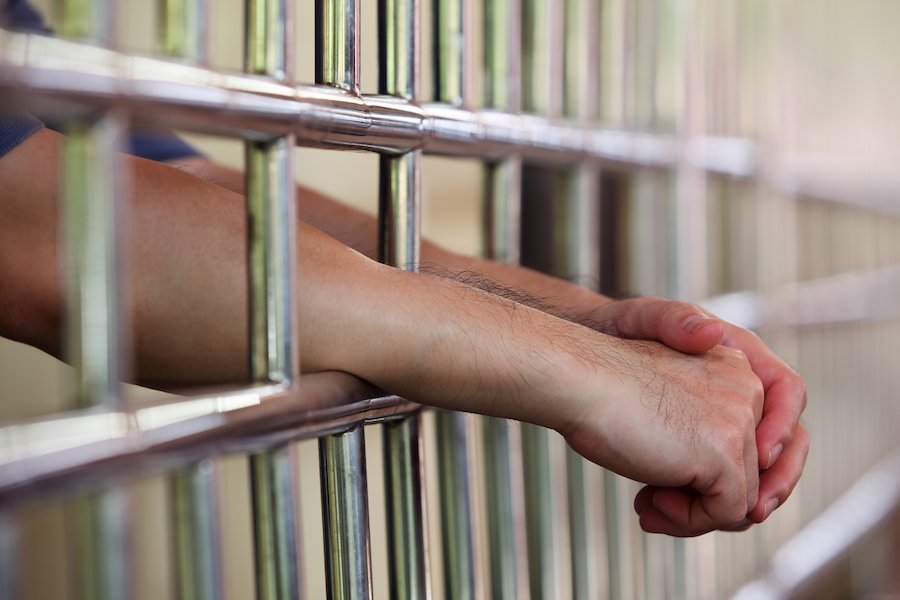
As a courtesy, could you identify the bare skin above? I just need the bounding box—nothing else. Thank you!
[0,129,808,536]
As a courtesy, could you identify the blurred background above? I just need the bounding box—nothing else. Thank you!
[1,0,899,598]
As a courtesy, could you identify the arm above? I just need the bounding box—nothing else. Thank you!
[171,156,809,526]
[0,130,795,535]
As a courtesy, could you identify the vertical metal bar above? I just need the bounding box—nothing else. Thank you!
[157,6,221,598]
[251,446,302,600]
[433,0,471,106]
[158,0,209,62]
[430,1,485,599]
[62,115,125,410]
[312,1,373,598]
[520,1,573,599]
[70,488,130,600]
[0,511,19,600]
[57,5,130,599]
[383,416,431,600]
[482,1,530,599]
[521,0,564,117]
[244,4,301,600]
[243,0,297,385]
[316,0,361,91]
[560,4,602,597]
[434,411,483,600]
[481,417,529,599]
[171,460,222,600]
[320,427,373,600]
[58,0,113,42]
[378,1,431,599]
[245,136,297,384]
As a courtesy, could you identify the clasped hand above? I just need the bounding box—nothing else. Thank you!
[564,297,809,537]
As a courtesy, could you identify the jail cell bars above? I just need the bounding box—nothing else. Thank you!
[2,0,900,599]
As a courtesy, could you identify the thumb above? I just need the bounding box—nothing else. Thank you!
[597,297,725,354]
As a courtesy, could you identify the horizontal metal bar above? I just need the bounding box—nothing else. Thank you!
[0,32,753,175]
[734,444,900,600]
[0,373,419,503]
[702,262,900,331]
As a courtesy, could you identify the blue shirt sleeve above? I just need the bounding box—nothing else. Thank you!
[2,1,203,162]
[0,115,44,158]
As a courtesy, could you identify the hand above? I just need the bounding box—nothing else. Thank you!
[586,296,809,529]
[561,339,765,536]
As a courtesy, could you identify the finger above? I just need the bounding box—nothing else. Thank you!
[756,373,807,469]
[748,425,810,523]
[639,482,751,537]
[721,325,807,469]
[602,297,725,354]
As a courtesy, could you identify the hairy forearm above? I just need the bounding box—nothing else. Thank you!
[170,157,616,326]
[0,131,610,430]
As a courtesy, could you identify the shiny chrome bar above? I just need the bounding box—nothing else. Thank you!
[558,1,603,597]
[383,417,430,600]
[522,424,572,599]
[0,32,756,175]
[320,427,373,600]
[158,0,209,62]
[433,0,470,106]
[244,4,302,597]
[378,1,431,598]
[481,2,529,598]
[251,446,301,600]
[317,0,360,91]
[378,151,422,269]
[170,460,222,600]
[481,417,529,599]
[520,1,573,598]
[429,2,484,598]
[246,136,298,384]
[70,487,130,600]
[435,412,483,599]
[62,115,125,409]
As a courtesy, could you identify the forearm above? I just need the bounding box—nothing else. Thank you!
[170,157,616,324]
[0,131,607,431]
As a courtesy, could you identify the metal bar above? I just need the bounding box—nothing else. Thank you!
[0,32,759,176]
[316,0,360,91]
[61,115,125,410]
[58,0,113,42]
[519,1,573,598]
[435,411,483,600]
[558,20,603,582]
[170,460,222,600]
[69,487,130,600]
[158,0,209,63]
[429,2,485,598]
[245,137,298,384]
[481,418,529,599]
[243,4,301,598]
[0,511,18,600]
[521,0,563,117]
[320,427,373,600]
[377,1,431,599]
[521,423,572,600]
[251,446,301,600]
[481,2,530,598]
[383,416,430,600]
[433,0,470,106]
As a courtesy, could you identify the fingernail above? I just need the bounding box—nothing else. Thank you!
[764,498,780,518]
[683,315,715,333]
[767,444,784,469]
